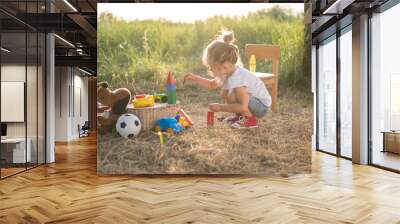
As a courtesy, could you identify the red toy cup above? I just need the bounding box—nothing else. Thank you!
[207,111,214,127]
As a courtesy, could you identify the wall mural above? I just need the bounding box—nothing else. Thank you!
[97,3,312,175]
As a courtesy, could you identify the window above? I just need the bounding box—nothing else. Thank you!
[339,27,352,158]
[370,3,400,171]
[315,24,353,159]
[0,2,46,179]
[317,35,337,154]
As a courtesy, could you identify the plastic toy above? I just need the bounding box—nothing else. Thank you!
[175,112,191,129]
[167,128,174,137]
[157,131,164,146]
[133,94,155,108]
[207,111,214,128]
[154,117,183,134]
[116,113,141,138]
[154,93,168,103]
[249,54,256,72]
[175,115,190,128]
[180,117,190,128]
[166,72,176,104]
[178,108,193,125]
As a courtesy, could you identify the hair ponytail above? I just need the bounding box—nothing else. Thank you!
[221,30,235,44]
[202,29,242,73]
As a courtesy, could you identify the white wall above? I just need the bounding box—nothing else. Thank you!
[54,67,89,141]
[55,67,69,141]
[70,72,89,139]
[1,63,46,164]
[1,65,26,138]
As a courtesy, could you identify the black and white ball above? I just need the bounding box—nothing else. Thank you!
[116,114,141,138]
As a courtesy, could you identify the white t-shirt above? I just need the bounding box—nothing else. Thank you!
[222,66,272,107]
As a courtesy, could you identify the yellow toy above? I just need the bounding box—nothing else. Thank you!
[157,131,164,146]
[249,54,256,72]
[178,117,190,128]
[166,128,174,137]
[178,109,193,125]
[132,94,155,108]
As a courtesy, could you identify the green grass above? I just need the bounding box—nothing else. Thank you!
[98,6,309,93]
[98,86,312,175]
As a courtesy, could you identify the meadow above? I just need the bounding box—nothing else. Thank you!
[98,6,309,93]
[97,6,312,175]
[98,87,312,175]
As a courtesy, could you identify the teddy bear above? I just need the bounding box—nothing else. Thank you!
[97,82,131,129]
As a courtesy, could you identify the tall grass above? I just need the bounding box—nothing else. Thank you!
[98,6,309,94]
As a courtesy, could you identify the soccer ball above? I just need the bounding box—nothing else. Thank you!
[116,113,141,138]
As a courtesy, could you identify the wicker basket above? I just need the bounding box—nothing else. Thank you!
[126,103,180,131]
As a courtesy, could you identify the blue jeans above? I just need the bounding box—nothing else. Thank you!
[248,96,269,118]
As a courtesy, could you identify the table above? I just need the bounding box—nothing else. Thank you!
[1,138,32,164]
[381,131,400,154]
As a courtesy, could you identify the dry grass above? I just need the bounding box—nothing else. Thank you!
[98,86,312,176]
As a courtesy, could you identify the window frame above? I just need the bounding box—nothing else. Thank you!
[0,1,48,180]
[314,20,353,160]
[367,1,400,173]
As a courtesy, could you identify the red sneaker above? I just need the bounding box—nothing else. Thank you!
[220,115,240,124]
[231,115,258,129]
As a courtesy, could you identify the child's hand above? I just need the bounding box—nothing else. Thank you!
[209,103,222,112]
[183,73,194,84]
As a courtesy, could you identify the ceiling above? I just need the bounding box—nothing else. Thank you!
[0,0,98,75]
[311,0,391,44]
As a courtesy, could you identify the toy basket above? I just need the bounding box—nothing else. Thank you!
[126,103,180,131]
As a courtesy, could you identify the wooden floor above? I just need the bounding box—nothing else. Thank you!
[372,150,400,171]
[0,167,26,178]
[1,135,400,223]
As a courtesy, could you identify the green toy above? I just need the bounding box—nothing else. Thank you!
[166,72,176,104]
[154,93,168,103]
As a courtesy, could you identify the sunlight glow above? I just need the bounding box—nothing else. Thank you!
[98,3,304,23]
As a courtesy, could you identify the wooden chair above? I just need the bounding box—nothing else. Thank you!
[245,44,280,112]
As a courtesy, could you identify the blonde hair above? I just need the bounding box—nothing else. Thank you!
[202,30,241,74]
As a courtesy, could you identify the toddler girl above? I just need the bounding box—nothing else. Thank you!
[184,30,271,129]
